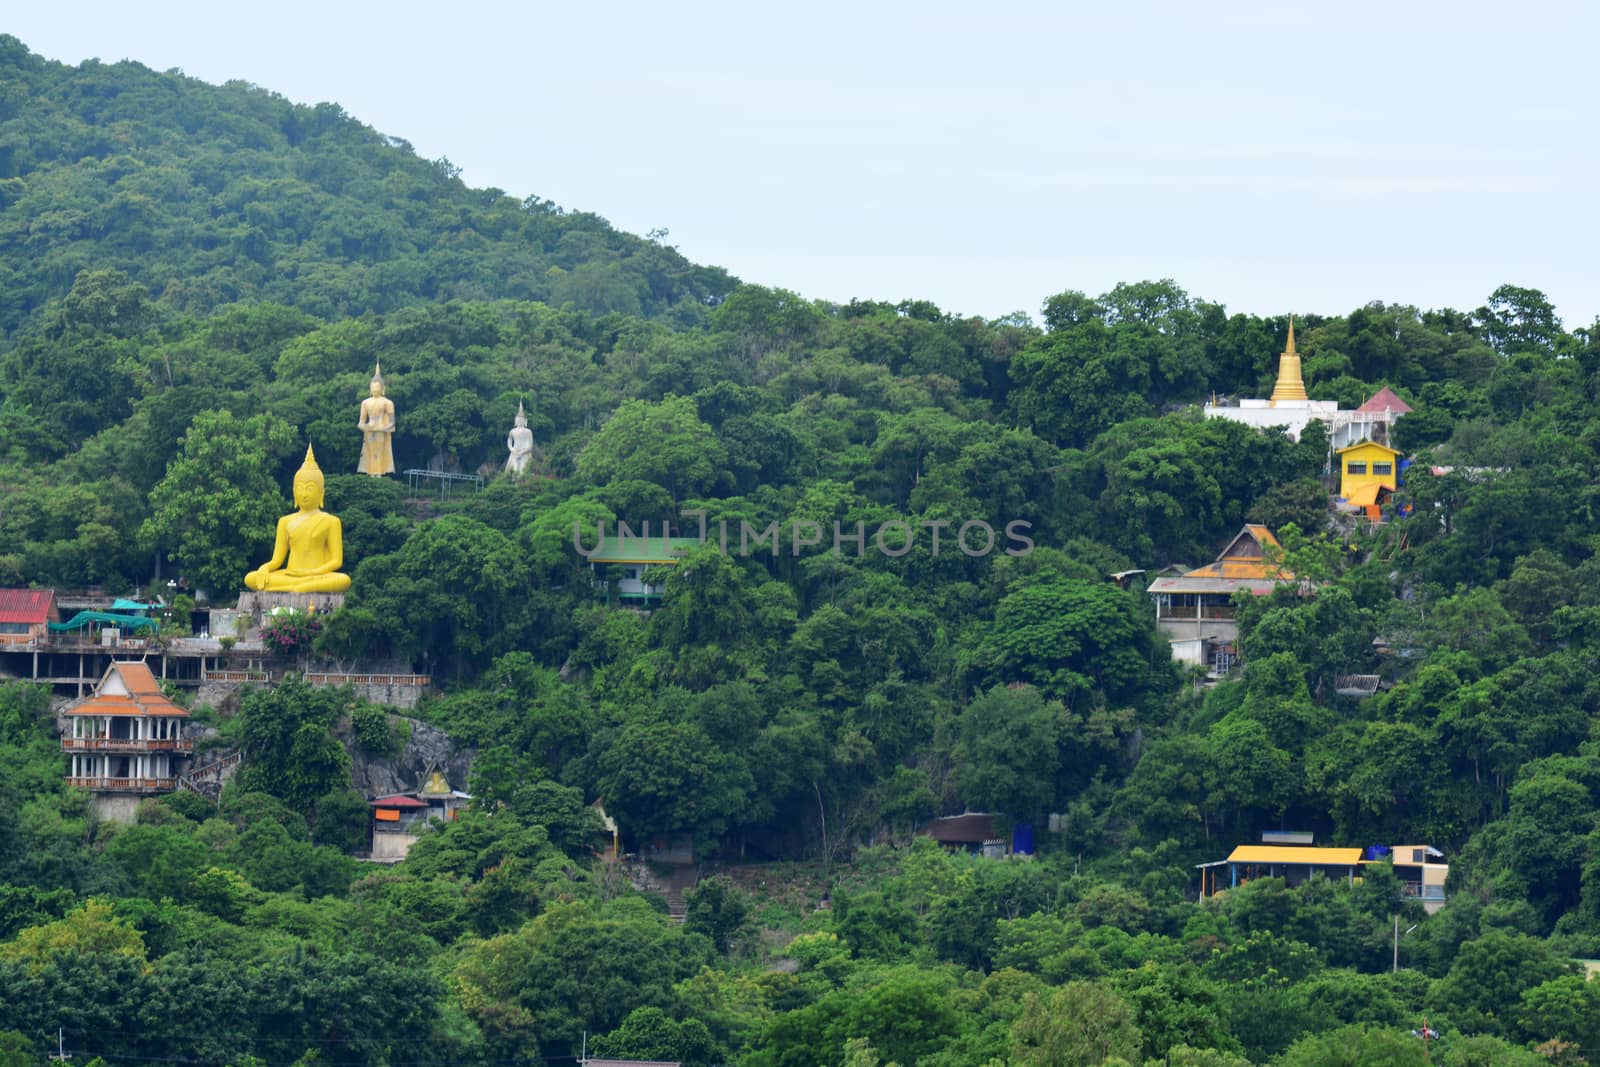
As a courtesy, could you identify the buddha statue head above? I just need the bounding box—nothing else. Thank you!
[514,399,528,428]
[369,362,385,398]
[293,444,326,511]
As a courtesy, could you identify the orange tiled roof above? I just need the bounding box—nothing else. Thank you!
[65,662,189,718]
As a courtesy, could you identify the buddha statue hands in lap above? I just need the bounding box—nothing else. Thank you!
[244,445,352,593]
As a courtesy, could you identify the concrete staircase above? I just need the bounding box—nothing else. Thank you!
[665,866,699,924]
[177,751,242,799]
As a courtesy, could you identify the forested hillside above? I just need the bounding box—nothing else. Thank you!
[4,36,1600,1066]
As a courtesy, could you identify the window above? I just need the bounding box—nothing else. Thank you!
[1373,462,1393,475]
[1346,462,1367,475]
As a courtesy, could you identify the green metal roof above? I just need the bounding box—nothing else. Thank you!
[583,536,701,565]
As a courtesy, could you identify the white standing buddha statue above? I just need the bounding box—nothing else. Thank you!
[505,399,534,477]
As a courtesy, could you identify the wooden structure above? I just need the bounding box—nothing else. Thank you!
[1146,525,1295,675]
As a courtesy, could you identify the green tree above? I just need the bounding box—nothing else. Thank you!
[350,515,527,675]
[140,409,298,594]
[1432,931,1575,1035]
[592,1006,722,1067]
[1276,1025,1428,1067]
[575,394,730,503]
[1010,981,1142,1066]
[970,578,1171,712]
[0,899,146,973]
[955,685,1063,823]
[453,896,712,1054]
[234,676,353,812]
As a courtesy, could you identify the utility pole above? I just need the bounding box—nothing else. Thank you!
[1393,914,1418,972]
[48,1027,70,1061]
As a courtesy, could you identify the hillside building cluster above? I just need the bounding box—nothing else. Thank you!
[1153,320,1417,674]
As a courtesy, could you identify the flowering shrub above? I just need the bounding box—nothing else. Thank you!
[261,610,322,655]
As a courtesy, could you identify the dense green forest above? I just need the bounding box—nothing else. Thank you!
[4,34,1600,1066]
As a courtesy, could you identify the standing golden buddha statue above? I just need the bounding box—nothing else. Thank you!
[358,362,396,476]
[243,445,352,593]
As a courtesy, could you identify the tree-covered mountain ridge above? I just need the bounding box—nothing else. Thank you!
[4,32,1600,1067]
[0,34,734,339]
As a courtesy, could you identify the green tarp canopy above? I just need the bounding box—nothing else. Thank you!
[48,611,159,633]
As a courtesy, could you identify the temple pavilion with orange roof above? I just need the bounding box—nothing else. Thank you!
[62,660,194,821]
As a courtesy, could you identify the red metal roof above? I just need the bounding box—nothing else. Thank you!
[371,794,431,809]
[0,588,56,625]
[1357,387,1413,414]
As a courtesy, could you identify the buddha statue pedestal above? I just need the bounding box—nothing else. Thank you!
[236,591,347,627]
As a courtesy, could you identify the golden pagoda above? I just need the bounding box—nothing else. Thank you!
[1269,317,1308,404]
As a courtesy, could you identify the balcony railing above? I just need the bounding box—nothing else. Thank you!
[1401,884,1446,901]
[65,776,177,793]
[302,673,430,687]
[1157,605,1237,621]
[62,737,194,753]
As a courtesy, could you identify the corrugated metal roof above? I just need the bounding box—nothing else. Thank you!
[1226,845,1364,865]
[0,588,56,624]
[1147,577,1282,595]
[583,536,701,565]
[371,795,430,809]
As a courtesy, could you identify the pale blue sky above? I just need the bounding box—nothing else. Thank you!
[10,1,1599,326]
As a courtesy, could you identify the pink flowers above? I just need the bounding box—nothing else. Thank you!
[261,611,322,654]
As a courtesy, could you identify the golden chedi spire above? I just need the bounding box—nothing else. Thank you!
[1270,316,1308,404]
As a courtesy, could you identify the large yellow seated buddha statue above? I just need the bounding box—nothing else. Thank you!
[244,445,352,594]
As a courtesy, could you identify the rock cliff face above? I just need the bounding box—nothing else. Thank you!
[346,716,474,798]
